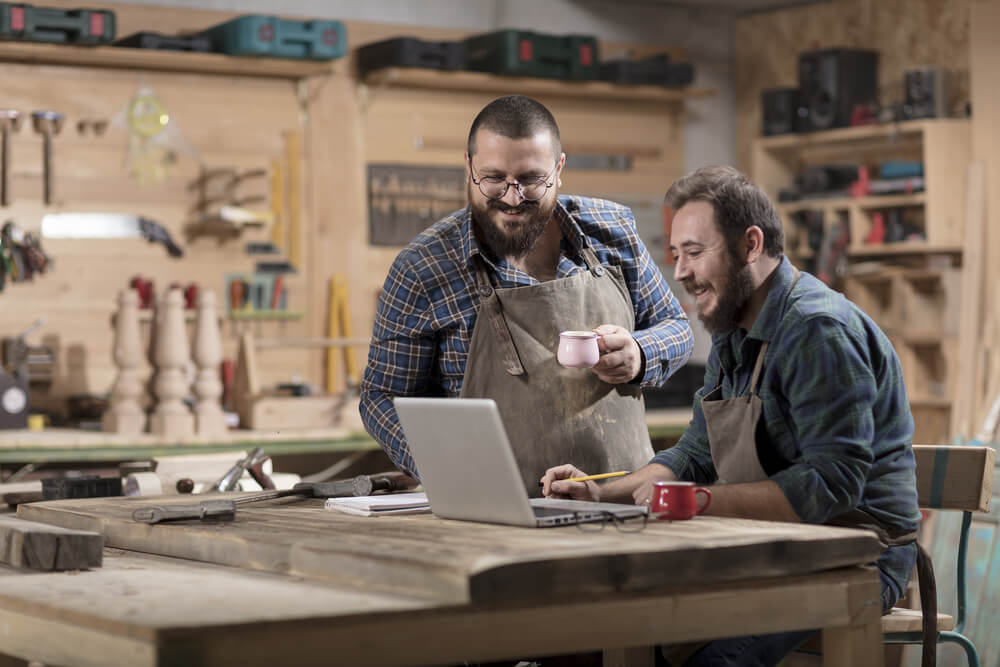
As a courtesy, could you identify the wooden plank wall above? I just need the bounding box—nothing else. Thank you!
[966,0,1000,442]
[732,0,970,173]
[0,1,691,416]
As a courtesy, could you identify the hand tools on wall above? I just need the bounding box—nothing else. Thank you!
[283,130,302,269]
[1,221,51,287]
[41,213,183,257]
[0,110,21,207]
[131,474,405,524]
[31,110,64,206]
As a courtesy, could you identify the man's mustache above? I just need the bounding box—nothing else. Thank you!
[488,200,538,214]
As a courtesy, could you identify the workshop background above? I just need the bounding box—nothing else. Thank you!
[0,1,997,664]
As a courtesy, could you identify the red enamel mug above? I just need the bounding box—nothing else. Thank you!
[651,481,711,520]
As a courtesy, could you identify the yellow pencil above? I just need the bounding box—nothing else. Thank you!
[564,471,629,483]
[538,470,630,487]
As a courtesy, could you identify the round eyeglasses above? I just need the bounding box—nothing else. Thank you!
[470,162,558,201]
[575,510,648,533]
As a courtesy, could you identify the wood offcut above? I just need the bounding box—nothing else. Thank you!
[0,515,102,571]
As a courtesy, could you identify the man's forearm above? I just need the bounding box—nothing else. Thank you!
[598,462,678,503]
[702,480,802,522]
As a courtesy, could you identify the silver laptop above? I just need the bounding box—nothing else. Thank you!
[394,397,648,528]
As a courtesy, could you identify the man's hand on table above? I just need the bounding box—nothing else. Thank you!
[540,464,602,501]
[541,462,680,506]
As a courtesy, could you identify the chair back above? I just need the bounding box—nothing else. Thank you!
[912,445,995,512]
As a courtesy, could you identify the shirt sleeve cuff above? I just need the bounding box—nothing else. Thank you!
[769,467,819,523]
[650,447,691,479]
[632,332,657,385]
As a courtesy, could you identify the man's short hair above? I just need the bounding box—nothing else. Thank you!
[664,165,784,259]
[467,95,562,160]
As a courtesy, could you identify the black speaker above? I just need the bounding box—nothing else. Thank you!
[903,66,947,119]
[761,87,805,136]
[798,48,879,131]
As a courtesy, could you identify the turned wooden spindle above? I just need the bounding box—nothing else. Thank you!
[192,290,226,435]
[102,289,147,434]
[149,288,194,437]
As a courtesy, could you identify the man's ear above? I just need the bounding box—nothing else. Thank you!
[745,225,765,263]
[464,151,472,180]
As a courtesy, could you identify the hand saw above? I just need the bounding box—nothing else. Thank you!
[41,213,184,257]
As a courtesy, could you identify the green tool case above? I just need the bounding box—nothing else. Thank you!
[463,29,598,80]
[0,2,115,44]
[199,14,346,60]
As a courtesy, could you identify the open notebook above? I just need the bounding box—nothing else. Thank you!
[394,397,647,528]
[325,493,429,517]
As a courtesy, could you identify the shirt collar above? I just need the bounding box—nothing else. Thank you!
[746,254,797,342]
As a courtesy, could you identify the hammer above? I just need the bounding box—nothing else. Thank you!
[31,111,64,206]
[0,110,21,207]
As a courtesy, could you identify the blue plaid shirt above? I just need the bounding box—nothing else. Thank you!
[652,256,921,600]
[361,195,693,477]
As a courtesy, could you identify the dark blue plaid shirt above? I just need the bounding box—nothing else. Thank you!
[652,256,921,600]
[361,195,693,477]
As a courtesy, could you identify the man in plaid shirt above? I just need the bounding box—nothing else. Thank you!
[361,95,693,489]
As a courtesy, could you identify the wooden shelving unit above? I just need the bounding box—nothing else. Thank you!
[752,120,971,444]
[362,66,714,103]
[755,119,930,151]
[0,41,332,79]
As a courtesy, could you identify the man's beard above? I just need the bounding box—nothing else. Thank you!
[686,257,754,335]
[469,185,553,259]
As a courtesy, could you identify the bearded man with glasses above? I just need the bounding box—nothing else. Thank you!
[361,95,693,495]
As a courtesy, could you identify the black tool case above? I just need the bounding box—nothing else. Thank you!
[114,31,212,52]
[356,36,465,77]
[0,2,115,44]
[599,54,694,87]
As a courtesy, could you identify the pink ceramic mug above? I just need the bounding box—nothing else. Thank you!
[557,330,600,368]
[651,481,711,520]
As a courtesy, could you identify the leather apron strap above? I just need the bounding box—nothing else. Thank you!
[828,508,937,667]
[702,270,802,485]
[470,255,525,376]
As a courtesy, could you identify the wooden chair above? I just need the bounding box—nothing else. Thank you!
[881,444,996,666]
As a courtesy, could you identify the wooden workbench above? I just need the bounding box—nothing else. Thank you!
[0,427,379,464]
[0,408,694,465]
[4,495,886,667]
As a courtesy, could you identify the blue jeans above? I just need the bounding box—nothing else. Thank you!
[663,545,917,667]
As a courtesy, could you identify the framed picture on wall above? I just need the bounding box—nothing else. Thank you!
[368,164,466,246]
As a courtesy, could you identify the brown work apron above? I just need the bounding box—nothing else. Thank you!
[459,246,654,496]
[690,269,937,667]
[701,271,801,485]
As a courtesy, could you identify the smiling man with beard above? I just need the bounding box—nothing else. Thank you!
[542,166,923,667]
[360,95,693,495]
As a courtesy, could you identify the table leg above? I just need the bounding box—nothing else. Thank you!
[820,569,884,667]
